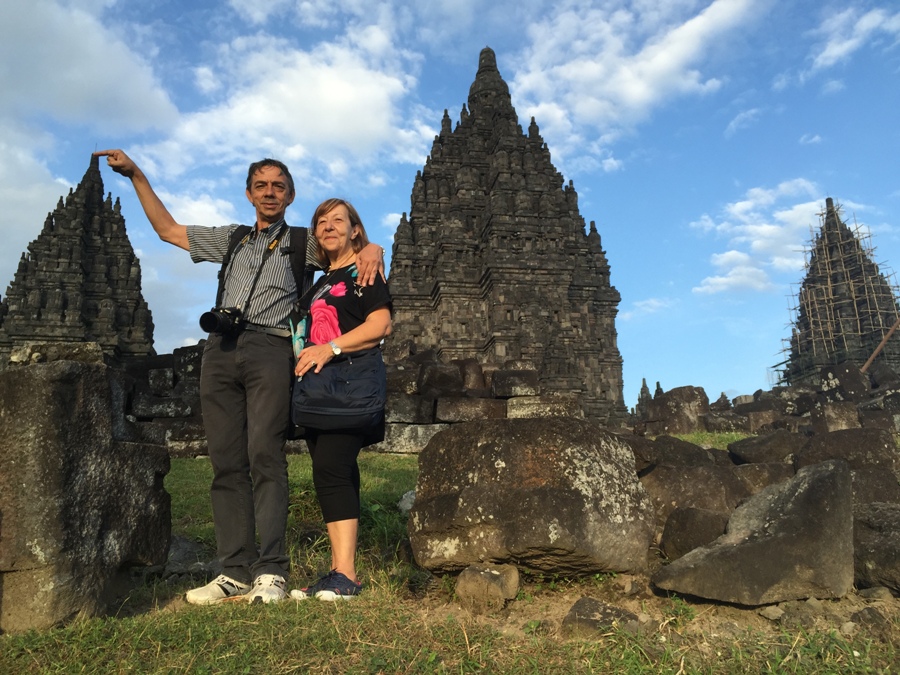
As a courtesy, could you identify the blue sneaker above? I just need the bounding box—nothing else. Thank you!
[290,570,362,601]
[290,570,339,600]
[314,571,363,602]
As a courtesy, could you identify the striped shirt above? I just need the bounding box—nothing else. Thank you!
[187,219,319,329]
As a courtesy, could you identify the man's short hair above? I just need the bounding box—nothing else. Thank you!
[246,158,295,196]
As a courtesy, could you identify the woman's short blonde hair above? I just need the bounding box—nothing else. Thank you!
[309,198,370,266]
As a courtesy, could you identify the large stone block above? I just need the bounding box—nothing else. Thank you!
[810,401,860,434]
[854,502,900,593]
[409,419,655,574]
[491,370,540,398]
[173,343,204,382]
[506,394,583,419]
[645,386,709,435]
[0,360,171,633]
[385,393,435,424]
[435,397,506,422]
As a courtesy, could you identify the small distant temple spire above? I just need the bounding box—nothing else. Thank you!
[0,155,155,361]
[387,47,625,425]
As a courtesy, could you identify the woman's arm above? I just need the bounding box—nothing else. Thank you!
[295,307,391,377]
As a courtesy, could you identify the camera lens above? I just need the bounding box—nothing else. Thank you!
[199,310,220,333]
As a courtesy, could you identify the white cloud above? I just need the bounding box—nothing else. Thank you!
[692,180,827,295]
[512,0,765,159]
[693,264,773,294]
[808,8,900,73]
[620,296,677,321]
[226,0,293,25]
[194,67,222,95]
[821,79,846,95]
[135,38,420,191]
[724,108,762,137]
[799,133,822,145]
[381,212,402,229]
[0,2,178,131]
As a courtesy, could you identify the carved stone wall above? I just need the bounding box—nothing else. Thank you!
[387,47,626,426]
[0,155,155,362]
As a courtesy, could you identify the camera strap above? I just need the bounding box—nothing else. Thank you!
[217,222,286,313]
[238,225,286,312]
[216,224,312,308]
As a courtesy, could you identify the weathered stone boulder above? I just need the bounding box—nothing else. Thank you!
[409,419,654,575]
[868,361,900,390]
[644,386,709,435]
[809,401,860,433]
[733,463,795,495]
[702,410,750,433]
[454,563,519,614]
[853,502,900,593]
[0,357,171,633]
[728,430,806,465]
[794,428,900,504]
[651,435,729,466]
[652,460,854,605]
[819,361,869,403]
[639,464,750,529]
[561,597,640,637]
[660,507,729,561]
[795,429,898,476]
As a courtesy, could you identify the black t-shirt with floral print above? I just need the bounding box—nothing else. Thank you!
[303,263,392,347]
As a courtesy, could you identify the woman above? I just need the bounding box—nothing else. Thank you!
[290,198,392,601]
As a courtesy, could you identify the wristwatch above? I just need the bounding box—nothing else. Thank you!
[329,341,342,356]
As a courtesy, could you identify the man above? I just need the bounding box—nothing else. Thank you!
[94,150,384,604]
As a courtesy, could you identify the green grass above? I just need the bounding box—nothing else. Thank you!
[2,449,897,674]
[675,431,750,450]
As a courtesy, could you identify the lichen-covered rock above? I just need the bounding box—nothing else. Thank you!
[409,419,654,574]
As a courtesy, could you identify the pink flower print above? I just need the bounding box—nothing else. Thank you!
[309,299,341,344]
[329,281,347,297]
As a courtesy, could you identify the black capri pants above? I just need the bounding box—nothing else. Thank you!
[306,431,365,523]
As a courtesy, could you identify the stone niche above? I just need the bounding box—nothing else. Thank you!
[0,343,170,633]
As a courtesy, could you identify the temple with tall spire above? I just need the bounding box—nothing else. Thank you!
[779,197,900,385]
[387,47,626,425]
[0,155,155,362]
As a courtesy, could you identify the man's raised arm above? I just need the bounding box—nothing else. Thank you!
[93,149,190,251]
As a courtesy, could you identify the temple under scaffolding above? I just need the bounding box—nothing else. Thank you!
[777,197,900,385]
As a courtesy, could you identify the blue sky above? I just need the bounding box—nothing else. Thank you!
[2,0,899,410]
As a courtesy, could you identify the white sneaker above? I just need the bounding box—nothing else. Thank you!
[247,573,287,604]
[185,575,250,605]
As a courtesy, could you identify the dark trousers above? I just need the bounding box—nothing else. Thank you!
[306,432,364,523]
[200,330,294,583]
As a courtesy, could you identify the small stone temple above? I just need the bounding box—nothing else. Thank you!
[778,197,900,385]
[388,47,626,425]
[0,155,155,362]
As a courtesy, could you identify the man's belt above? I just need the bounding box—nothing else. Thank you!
[243,323,291,338]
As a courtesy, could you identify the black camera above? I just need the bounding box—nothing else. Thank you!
[199,307,244,334]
